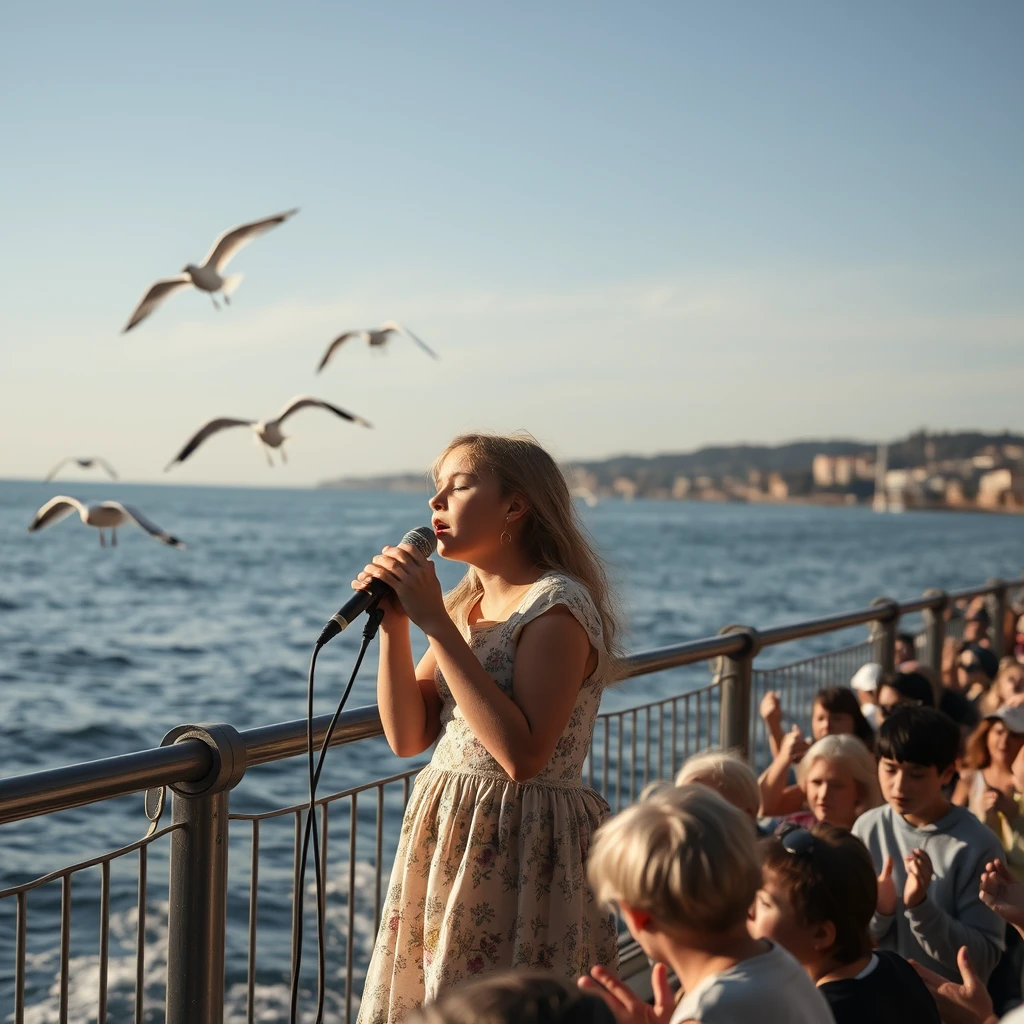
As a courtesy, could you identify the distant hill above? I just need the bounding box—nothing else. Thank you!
[317,431,1024,492]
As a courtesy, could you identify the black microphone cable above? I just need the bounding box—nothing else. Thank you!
[290,600,387,1024]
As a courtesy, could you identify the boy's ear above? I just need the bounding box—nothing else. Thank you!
[939,764,956,787]
[812,920,837,953]
[619,902,654,937]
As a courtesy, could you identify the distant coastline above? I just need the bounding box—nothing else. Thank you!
[318,429,1024,514]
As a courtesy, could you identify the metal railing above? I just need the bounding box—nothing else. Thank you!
[0,577,1018,1023]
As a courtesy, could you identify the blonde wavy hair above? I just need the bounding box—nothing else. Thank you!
[431,432,623,659]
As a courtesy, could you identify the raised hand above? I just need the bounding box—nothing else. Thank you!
[877,855,897,916]
[578,964,676,1024]
[910,946,996,1024]
[760,691,783,731]
[904,848,933,908]
[979,858,1024,938]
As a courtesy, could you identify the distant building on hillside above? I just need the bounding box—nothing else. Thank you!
[978,468,1024,509]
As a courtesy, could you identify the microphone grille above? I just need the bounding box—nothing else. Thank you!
[401,525,438,558]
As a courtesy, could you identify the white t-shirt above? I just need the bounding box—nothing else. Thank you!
[670,942,833,1024]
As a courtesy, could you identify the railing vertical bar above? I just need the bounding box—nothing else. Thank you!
[346,794,358,1024]
[684,695,691,760]
[630,709,638,802]
[247,819,260,1024]
[135,844,147,1024]
[402,776,410,807]
[15,891,27,1024]
[291,810,301,996]
[99,860,110,1024]
[58,874,71,1024]
[375,786,384,933]
[644,706,652,786]
[656,705,664,782]
[320,802,330,939]
[602,717,610,797]
[671,699,678,776]
[615,715,624,812]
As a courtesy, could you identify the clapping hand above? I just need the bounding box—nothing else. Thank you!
[578,964,675,1024]
[876,856,897,916]
[980,858,1024,939]
[904,848,933,908]
[980,786,1018,820]
[910,947,996,1024]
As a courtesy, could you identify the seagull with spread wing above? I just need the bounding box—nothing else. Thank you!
[122,208,299,332]
[28,497,185,548]
[165,396,372,470]
[316,320,438,372]
[44,456,119,482]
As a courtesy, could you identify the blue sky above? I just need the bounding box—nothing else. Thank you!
[1,1,1022,486]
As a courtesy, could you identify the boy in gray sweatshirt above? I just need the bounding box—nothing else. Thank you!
[853,706,1005,983]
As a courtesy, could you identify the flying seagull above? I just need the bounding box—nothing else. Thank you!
[122,208,299,333]
[316,320,438,373]
[45,456,119,482]
[28,496,185,548]
[165,395,372,470]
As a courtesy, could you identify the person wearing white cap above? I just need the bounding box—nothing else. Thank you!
[851,663,884,731]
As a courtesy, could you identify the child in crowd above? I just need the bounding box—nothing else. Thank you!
[675,749,761,825]
[852,706,1006,983]
[751,822,939,1023]
[770,734,881,831]
[408,971,615,1024]
[579,784,832,1023]
[759,687,874,817]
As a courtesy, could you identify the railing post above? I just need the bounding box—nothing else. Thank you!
[162,724,247,1024]
[988,579,1009,658]
[869,598,900,676]
[716,626,762,758]
[922,589,948,678]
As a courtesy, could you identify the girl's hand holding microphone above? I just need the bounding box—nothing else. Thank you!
[352,543,449,634]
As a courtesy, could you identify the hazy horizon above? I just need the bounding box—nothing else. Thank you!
[2,2,1022,487]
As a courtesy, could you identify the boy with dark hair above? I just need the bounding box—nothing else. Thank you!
[753,822,939,1023]
[852,706,1005,983]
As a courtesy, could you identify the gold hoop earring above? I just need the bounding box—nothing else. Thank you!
[500,518,512,546]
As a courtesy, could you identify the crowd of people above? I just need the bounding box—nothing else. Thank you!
[350,429,1024,1024]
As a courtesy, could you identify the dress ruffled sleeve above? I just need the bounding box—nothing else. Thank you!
[509,574,611,686]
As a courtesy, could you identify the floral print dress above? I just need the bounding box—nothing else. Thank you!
[356,572,619,1023]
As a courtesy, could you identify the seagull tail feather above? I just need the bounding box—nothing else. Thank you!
[221,273,244,297]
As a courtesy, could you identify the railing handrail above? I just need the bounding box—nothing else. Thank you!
[1,577,1016,828]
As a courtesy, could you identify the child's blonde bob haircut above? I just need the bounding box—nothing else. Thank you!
[795,734,882,812]
[675,749,761,819]
[587,784,760,932]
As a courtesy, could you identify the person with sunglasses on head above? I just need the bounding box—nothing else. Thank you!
[852,707,1006,984]
[875,670,935,725]
[751,822,940,1024]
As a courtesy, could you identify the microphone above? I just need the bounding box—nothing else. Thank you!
[316,526,438,647]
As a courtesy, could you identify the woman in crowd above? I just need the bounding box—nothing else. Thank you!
[751,822,940,1024]
[353,433,621,1023]
[758,688,874,817]
[954,704,1024,1015]
[953,705,1024,863]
